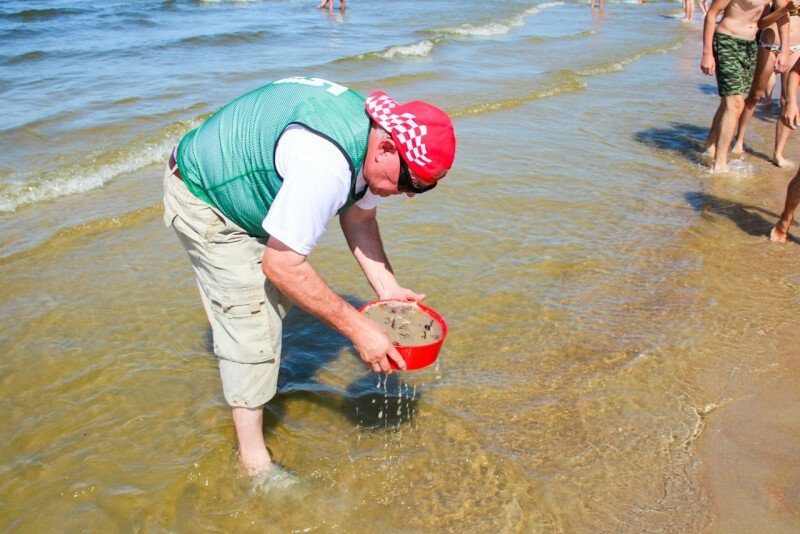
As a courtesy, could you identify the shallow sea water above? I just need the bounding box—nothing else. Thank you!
[1,1,799,532]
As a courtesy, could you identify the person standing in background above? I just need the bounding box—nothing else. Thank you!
[318,0,346,14]
[684,0,709,22]
[700,0,790,172]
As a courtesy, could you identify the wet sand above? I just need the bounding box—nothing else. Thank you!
[362,302,444,347]
[702,345,800,532]
[686,233,800,531]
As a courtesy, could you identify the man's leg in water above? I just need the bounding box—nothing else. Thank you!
[234,406,271,475]
[712,95,745,171]
[771,169,800,242]
[164,168,287,480]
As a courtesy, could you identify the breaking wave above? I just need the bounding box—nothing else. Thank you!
[0,117,205,213]
[338,37,446,62]
[432,2,564,38]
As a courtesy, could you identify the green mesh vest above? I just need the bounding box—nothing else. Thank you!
[176,77,370,237]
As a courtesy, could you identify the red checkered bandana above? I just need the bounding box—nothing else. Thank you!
[365,91,456,183]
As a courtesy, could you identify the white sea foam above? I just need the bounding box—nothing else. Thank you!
[438,2,563,38]
[378,39,436,59]
[723,158,755,177]
[0,148,166,212]
[346,37,444,62]
[0,119,202,212]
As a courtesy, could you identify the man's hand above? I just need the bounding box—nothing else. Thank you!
[262,237,406,373]
[782,101,800,129]
[700,53,716,76]
[377,286,426,303]
[352,315,407,373]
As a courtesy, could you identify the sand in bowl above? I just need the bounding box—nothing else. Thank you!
[362,301,444,347]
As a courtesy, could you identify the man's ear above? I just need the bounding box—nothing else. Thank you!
[377,138,398,157]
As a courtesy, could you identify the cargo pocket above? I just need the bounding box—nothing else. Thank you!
[205,284,280,366]
[172,200,226,246]
[199,204,226,243]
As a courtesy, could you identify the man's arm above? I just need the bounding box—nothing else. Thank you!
[701,0,732,75]
[339,203,425,303]
[262,237,406,373]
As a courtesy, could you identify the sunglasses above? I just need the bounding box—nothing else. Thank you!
[398,158,437,194]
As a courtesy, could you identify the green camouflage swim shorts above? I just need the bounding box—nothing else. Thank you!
[713,32,757,96]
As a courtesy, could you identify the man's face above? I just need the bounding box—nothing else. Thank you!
[366,140,440,198]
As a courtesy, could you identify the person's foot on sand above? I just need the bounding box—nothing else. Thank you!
[731,142,745,155]
[770,225,789,243]
[702,145,716,159]
[773,154,795,168]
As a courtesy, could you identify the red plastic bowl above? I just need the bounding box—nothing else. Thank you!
[358,300,448,370]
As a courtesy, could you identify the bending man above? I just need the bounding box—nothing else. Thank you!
[163,77,456,478]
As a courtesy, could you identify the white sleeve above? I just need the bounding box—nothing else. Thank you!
[355,186,382,211]
[264,125,352,255]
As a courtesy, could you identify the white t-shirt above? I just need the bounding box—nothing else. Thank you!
[263,124,382,256]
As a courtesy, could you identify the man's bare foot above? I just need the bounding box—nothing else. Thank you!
[770,225,789,243]
[250,463,304,495]
[773,154,795,168]
[238,451,272,479]
[731,142,745,155]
